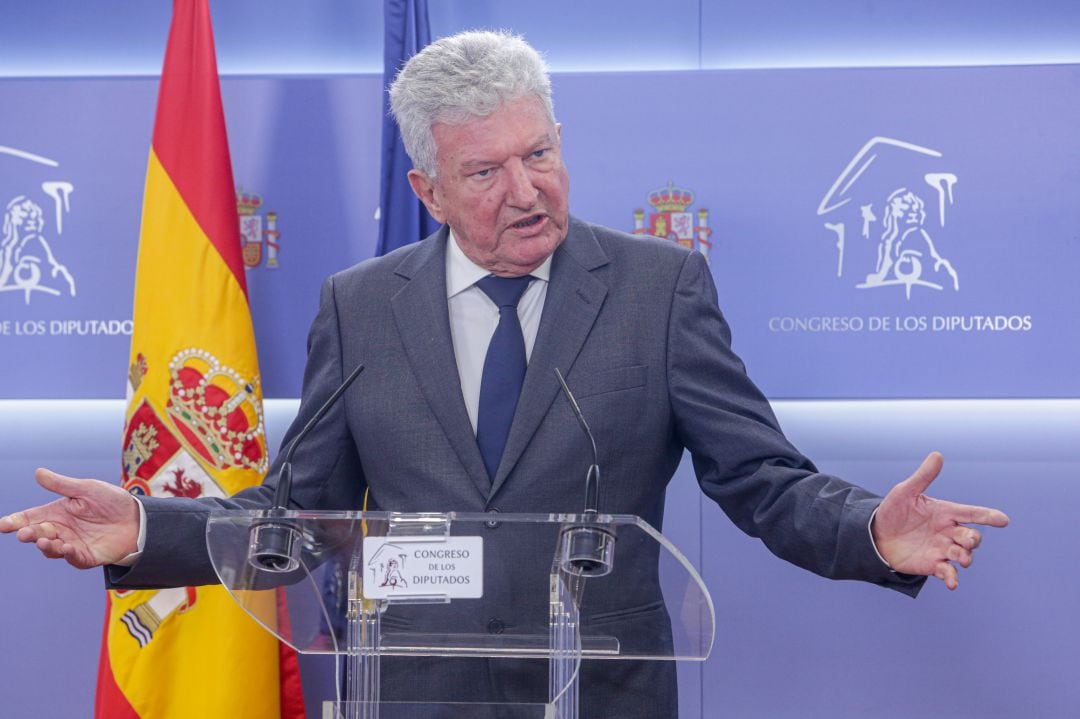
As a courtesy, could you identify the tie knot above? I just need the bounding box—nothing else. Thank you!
[476,275,533,308]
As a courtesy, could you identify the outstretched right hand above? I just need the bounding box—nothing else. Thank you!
[0,468,139,569]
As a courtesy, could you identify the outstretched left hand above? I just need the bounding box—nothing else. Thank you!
[872,452,1009,590]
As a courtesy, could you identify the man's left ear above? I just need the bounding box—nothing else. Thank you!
[407,169,446,223]
[556,123,562,141]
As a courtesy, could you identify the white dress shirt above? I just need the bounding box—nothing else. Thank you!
[445,230,551,434]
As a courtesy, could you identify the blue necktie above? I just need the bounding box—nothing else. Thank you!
[475,275,533,481]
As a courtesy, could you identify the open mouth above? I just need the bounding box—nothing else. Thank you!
[510,215,543,229]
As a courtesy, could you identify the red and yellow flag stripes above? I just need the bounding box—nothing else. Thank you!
[94,1,304,716]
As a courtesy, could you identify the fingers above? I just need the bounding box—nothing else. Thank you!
[934,561,959,591]
[897,450,1009,528]
[898,451,944,497]
[21,527,89,568]
[948,502,1010,528]
[945,543,973,568]
[36,537,68,559]
[931,525,993,589]
[0,510,28,533]
[35,467,89,499]
[15,520,62,547]
[30,536,84,566]
[949,525,982,550]
[17,519,56,540]
[34,537,89,568]
[2,469,88,531]
[14,520,72,561]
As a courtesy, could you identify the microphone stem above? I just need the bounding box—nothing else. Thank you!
[273,363,365,512]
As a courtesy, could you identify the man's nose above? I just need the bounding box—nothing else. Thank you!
[505,160,539,208]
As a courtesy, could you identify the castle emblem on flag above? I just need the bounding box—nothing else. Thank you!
[632,181,713,261]
[122,399,183,487]
[236,187,281,269]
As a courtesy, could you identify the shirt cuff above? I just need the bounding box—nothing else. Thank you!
[113,495,147,567]
[868,506,894,570]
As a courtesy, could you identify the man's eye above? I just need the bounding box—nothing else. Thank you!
[532,149,547,159]
[473,168,492,178]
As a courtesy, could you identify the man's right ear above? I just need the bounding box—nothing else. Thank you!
[407,170,446,223]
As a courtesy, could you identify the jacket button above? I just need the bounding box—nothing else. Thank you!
[487,618,505,634]
[485,508,501,529]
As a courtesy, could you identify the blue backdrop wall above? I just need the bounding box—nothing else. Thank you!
[1,2,1077,717]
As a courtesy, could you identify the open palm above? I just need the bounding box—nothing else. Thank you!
[0,468,140,569]
[872,452,1009,589]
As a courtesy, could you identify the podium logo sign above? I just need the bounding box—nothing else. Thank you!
[817,137,960,300]
[0,145,76,304]
[363,537,484,599]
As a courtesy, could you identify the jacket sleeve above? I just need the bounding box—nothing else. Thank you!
[667,250,924,596]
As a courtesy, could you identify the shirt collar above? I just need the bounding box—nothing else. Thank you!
[445,229,552,299]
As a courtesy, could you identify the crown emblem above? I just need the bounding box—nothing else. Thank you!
[648,182,694,213]
[165,348,267,474]
[235,185,282,270]
[236,188,263,216]
[632,181,713,262]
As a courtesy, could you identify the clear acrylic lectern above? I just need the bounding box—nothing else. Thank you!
[207,510,714,718]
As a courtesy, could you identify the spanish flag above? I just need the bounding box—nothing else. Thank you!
[94,1,304,716]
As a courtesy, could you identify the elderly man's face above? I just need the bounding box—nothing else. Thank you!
[408,95,570,277]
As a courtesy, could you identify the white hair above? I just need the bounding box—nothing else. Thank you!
[389,30,555,177]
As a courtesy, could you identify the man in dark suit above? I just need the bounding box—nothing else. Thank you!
[3,29,1007,716]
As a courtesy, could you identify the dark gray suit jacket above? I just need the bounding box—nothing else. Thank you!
[109,217,921,714]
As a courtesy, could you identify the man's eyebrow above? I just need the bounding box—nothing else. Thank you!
[458,133,556,169]
[460,157,498,169]
[527,132,556,149]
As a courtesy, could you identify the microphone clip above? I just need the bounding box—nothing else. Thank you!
[248,463,303,573]
[558,508,616,577]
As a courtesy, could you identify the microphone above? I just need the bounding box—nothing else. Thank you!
[249,362,365,573]
[553,368,615,577]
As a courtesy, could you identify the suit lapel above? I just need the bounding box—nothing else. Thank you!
[391,229,491,499]
[490,219,610,498]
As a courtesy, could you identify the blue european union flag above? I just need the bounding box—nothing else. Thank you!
[376,0,440,256]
